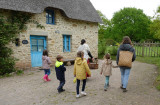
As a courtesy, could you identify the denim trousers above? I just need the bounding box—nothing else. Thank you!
[104,76,110,89]
[120,68,131,88]
[57,80,65,91]
[44,69,51,75]
[76,79,86,95]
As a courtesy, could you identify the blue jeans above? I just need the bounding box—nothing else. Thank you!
[44,69,51,75]
[104,76,110,89]
[120,68,131,88]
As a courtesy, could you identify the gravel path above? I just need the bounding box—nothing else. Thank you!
[0,61,160,105]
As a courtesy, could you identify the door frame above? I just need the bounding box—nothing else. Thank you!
[30,35,47,67]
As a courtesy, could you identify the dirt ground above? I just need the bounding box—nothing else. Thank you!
[0,61,160,105]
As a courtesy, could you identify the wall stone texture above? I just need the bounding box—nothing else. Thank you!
[7,9,98,69]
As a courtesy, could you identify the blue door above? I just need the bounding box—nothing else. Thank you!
[30,36,46,67]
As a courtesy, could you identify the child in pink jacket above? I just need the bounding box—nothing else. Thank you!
[42,50,52,81]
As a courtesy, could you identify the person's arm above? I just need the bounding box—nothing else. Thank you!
[88,51,93,59]
[61,64,66,71]
[132,48,136,62]
[85,44,90,52]
[112,64,119,68]
[84,60,91,76]
[74,62,76,77]
[100,62,104,75]
[116,48,120,65]
[47,57,52,64]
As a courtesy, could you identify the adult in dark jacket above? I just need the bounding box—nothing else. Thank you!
[55,55,66,93]
[116,36,136,92]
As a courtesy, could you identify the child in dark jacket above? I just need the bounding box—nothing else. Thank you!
[55,55,66,93]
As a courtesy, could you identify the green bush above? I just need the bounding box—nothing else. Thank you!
[0,57,16,75]
[98,39,106,55]
[105,46,118,56]
[0,10,44,76]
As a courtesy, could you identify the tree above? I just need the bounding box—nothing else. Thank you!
[111,7,152,42]
[150,6,160,40]
[97,10,112,40]
[97,10,113,55]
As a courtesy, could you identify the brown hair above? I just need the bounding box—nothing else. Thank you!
[122,36,133,45]
[56,55,63,61]
[104,53,112,65]
[77,51,84,60]
[43,50,48,56]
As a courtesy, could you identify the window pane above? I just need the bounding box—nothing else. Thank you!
[31,39,37,45]
[38,39,44,46]
[38,45,44,52]
[67,46,70,50]
[46,18,49,23]
[48,12,52,18]
[32,45,38,51]
[49,18,52,23]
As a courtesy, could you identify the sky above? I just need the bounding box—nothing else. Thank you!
[90,0,160,19]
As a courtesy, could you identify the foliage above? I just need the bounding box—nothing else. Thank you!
[97,10,113,41]
[111,7,152,42]
[0,10,44,75]
[97,11,119,57]
[98,39,106,56]
[136,56,160,90]
[150,6,160,40]
[106,46,118,56]
[0,15,19,75]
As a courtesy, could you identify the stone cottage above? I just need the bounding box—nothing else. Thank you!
[0,0,102,69]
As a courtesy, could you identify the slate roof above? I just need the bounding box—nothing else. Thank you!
[0,0,102,23]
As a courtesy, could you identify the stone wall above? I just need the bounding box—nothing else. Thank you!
[7,9,98,69]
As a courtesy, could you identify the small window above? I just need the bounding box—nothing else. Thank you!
[63,35,71,52]
[46,10,55,24]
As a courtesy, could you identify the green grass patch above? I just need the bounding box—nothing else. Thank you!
[136,56,160,90]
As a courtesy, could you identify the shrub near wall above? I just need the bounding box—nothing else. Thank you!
[0,10,43,75]
[0,15,18,75]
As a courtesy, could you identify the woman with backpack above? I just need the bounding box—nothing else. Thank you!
[116,36,136,92]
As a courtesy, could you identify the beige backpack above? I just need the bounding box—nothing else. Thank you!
[118,51,133,68]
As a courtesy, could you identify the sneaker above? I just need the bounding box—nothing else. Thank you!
[58,89,65,93]
[123,88,128,92]
[104,89,107,91]
[81,91,87,96]
[61,89,65,92]
[76,94,80,98]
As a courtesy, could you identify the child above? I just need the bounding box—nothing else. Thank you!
[100,53,118,91]
[42,50,52,81]
[74,51,91,98]
[55,55,66,93]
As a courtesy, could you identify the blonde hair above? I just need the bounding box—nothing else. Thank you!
[77,51,84,60]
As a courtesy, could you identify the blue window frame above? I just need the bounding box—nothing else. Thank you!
[46,10,55,24]
[63,35,71,52]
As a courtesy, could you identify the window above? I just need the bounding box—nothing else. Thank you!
[46,10,55,24]
[31,37,46,52]
[63,35,71,52]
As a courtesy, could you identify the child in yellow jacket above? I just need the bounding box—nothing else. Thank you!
[74,51,91,98]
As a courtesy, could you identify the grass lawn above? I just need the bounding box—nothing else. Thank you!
[136,56,160,90]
